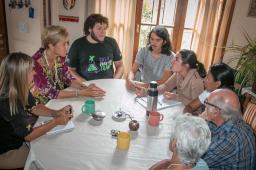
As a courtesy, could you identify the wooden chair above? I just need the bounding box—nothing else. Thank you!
[243,101,256,135]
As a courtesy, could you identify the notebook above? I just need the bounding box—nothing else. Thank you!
[135,95,181,110]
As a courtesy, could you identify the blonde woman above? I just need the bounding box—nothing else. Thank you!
[31,25,105,104]
[0,53,73,169]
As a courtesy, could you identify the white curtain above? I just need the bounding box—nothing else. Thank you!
[191,0,236,69]
[85,0,136,77]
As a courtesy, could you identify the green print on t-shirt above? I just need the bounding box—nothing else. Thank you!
[87,56,98,73]
[100,60,112,71]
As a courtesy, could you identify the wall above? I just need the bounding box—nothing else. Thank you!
[50,0,85,46]
[5,0,85,56]
[223,0,256,66]
[5,0,44,56]
[5,0,256,67]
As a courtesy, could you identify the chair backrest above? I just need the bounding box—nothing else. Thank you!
[243,101,256,135]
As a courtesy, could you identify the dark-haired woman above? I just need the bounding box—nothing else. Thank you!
[127,26,174,90]
[136,49,206,105]
[183,63,234,114]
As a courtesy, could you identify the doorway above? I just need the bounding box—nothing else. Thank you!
[0,1,9,62]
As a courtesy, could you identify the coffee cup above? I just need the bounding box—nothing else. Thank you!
[117,132,130,150]
[81,99,95,115]
[148,111,164,126]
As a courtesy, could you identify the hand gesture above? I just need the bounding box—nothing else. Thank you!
[52,105,72,117]
[126,78,136,90]
[135,83,147,97]
[54,110,73,125]
[163,91,177,100]
[80,84,106,97]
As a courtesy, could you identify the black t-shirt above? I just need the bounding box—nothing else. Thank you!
[0,93,36,154]
[68,36,122,80]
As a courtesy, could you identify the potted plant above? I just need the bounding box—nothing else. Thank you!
[229,32,256,94]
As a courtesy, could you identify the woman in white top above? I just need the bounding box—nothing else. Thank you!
[183,63,234,115]
[127,26,174,90]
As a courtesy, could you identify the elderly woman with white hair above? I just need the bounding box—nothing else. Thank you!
[149,114,211,170]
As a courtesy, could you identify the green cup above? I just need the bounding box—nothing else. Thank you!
[81,99,95,115]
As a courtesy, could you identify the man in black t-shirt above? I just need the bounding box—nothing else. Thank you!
[68,14,124,81]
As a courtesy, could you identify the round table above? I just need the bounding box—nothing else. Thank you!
[25,79,184,170]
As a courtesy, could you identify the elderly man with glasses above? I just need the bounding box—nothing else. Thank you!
[201,89,255,169]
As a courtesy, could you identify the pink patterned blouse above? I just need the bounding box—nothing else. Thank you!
[31,48,74,104]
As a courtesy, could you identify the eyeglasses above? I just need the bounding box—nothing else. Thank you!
[204,99,221,110]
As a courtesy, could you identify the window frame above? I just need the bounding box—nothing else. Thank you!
[132,0,199,62]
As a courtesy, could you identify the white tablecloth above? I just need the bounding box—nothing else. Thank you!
[25,79,184,170]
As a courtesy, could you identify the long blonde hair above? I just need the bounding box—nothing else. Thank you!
[0,52,33,115]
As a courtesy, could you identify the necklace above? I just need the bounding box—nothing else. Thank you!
[166,163,184,169]
[43,51,64,89]
[164,162,195,170]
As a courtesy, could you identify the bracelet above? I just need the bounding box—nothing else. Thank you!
[75,89,79,97]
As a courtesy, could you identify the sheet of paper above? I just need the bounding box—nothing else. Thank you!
[136,95,181,110]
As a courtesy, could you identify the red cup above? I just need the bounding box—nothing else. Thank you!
[148,111,164,126]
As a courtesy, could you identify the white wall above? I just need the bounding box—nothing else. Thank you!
[223,0,256,66]
[5,0,43,56]
[50,0,85,46]
[5,0,85,56]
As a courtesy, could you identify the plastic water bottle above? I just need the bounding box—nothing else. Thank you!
[146,81,158,116]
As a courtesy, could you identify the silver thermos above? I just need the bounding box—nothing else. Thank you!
[146,81,158,116]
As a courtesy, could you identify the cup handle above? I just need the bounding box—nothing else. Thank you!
[81,105,86,113]
[160,114,164,121]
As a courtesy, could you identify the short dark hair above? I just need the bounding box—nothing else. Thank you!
[147,26,172,55]
[209,63,234,89]
[83,14,109,36]
[179,49,206,78]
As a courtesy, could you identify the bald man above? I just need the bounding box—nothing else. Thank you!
[201,89,255,169]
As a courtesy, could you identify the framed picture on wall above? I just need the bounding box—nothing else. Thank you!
[59,0,79,22]
[248,0,256,17]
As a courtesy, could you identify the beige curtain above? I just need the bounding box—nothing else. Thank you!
[85,0,136,77]
[191,0,236,70]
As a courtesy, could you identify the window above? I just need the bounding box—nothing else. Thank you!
[133,0,199,61]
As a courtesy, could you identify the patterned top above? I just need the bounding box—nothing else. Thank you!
[202,118,255,170]
[31,48,73,104]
